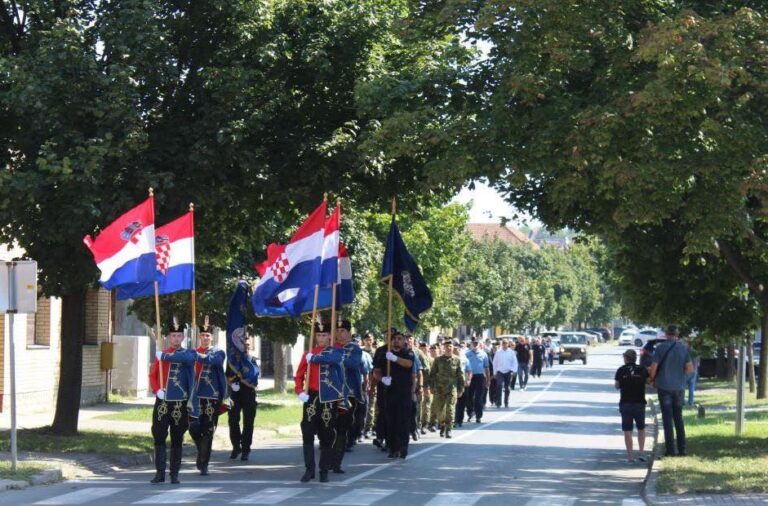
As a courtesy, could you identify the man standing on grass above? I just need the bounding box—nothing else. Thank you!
[615,349,649,463]
[149,319,196,485]
[649,325,694,457]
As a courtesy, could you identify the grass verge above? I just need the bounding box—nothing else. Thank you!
[0,461,52,481]
[0,428,154,455]
[656,390,768,494]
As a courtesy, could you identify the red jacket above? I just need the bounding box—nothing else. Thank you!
[149,346,179,393]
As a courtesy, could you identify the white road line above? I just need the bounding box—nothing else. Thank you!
[133,487,219,504]
[233,487,306,504]
[35,487,127,505]
[322,488,396,505]
[525,497,576,506]
[423,492,483,506]
[68,480,300,486]
[621,499,646,506]
[341,368,566,486]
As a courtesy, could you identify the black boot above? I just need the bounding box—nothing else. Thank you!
[445,429,452,439]
[319,471,329,483]
[229,447,240,460]
[300,442,315,482]
[150,445,166,484]
[169,446,182,484]
[240,449,250,461]
[192,436,202,471]
[199,434,212,476]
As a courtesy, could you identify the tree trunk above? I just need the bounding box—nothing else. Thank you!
[758,310,768,399]
[716,347,727,380]
[272,341,287,394]
[50,289,87,435]
[748,336,756,394]
[726,344,736,382]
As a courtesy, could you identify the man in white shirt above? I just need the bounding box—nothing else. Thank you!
[492,339,518,408]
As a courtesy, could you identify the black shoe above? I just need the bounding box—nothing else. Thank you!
[411,431,418,442]
[439,427,445,437]
[372,438,381,448]
[169,446,182,485]
[200,465,209,476]
[300,469,315,482]
[363,431,370,439]
[240,450,250,461]
[332,466,345,474]
[445,430,452,439]
[387,451,398,459]
[420,427,427,435]
[466,415,473,423]
[399,450,408,459]
[457,422,463,427]
[476,418,482,423]
[229,448,240,460]
[428,424,437,432]
[319,471,329,483]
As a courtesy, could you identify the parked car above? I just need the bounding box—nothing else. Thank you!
[584,330,604,343]
[558,333,588,364]
[618,329,636,346]
[633,328,663,348]
[587,327,613,341]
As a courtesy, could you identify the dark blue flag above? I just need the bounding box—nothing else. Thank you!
[227,281,260,387]
[381,218,433,330]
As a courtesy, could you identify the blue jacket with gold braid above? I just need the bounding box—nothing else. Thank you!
[159,348,197,402]
[194,346,227,401]
[309,346,345,403]
[340,342,363,400]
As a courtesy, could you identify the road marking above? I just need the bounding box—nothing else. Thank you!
[341,368,566,486]
[233,487,306,504]
[35,487,127,505]
[423,492,482,506]
[621,500,645,506]
[322,488,396,505]
[133,487,219,504]
[525,497,576,506]
[68,479,301,486]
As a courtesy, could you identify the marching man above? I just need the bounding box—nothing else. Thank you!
[149,319,196,484]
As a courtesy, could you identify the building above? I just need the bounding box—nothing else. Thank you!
[467,223,540,250]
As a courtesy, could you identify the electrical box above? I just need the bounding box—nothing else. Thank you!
[101,342,116,371]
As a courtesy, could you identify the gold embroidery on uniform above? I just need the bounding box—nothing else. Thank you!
[306,398,317,421]
[157,400,168,421]
[204,400,215,419]
[321,403,332,427]
[171,401,183,426]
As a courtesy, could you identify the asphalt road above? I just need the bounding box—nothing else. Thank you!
[3,344,651,506]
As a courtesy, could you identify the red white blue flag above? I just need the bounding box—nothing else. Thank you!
[83,197,156,289]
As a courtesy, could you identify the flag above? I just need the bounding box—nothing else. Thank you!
[83,196,156,289]
[115,211,195,300]
[381,218,433,330]
[319,204,340,286]
[251,202,327,316]
[227,281,259,387]
[252,242,354,317]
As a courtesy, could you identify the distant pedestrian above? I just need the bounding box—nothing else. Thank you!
[492,339,518,408]
[614,349,648,463]
[649,325,694,457]
[516,337,532,391]
[531,338,545,378]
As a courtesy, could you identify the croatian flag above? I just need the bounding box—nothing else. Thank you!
[83,197,156,290]
[116,211,195,300]
[251,202,326,316]
[253,242,354,317]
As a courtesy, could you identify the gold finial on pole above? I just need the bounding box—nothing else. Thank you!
[189,202,195,212]
[148,187,154,197]
[323,192,328,202]
[391,197,396,216]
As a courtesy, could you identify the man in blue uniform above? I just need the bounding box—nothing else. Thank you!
[332,318,362,473]
[149,319,197,485]
[189,317,226,475]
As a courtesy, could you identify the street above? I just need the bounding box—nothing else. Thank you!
[2,344,650,506]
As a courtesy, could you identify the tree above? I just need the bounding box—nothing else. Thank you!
[458,1,768,396]
[0,0,473,433]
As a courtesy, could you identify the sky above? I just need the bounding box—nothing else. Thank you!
[452,181,539,227]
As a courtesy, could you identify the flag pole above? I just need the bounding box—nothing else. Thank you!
[150,188,164,394]
[189,202,197,349]
[304,193,327,393]
[386,197,396,377]
[330,197,341,348]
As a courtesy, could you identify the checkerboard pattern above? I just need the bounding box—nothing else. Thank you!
[270,253,290,283]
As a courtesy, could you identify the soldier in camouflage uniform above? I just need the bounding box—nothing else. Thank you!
[417,341,433,435]
[429,339,465,438]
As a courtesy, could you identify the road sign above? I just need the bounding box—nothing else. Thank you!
[1,260,38,313]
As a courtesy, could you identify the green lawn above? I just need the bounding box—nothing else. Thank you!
[0,428,154,455]
[657,389,768,494]
[0,461,53,481]
[98,401,301,430]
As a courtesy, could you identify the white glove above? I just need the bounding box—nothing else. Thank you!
[231,382,241,392]
[298,392,310,403]
[306,352,314,363]
[155,351,164,361]
[156,389,166,400]
[385,351,398,362]
[381,376,392,386]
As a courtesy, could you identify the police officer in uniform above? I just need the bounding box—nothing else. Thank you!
[293,319,344,483]
[332,318,362,473]
[189,317,226,475]
[149,319,196,484]
[227,334,259,461]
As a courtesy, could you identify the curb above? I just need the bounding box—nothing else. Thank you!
[0,467,62,490]
[641,396,661,506]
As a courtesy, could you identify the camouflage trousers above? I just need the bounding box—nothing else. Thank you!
[364,387,377,433]
[419,390,432,428]
[432,389,458,430]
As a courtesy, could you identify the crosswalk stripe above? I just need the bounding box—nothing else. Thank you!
[524,497,576,506]
[232,487,306,505]
[423,493,482,506]
[322,488,396,505]
[35,487,127,505]
[621,500,645,506]
[133,487,219,504]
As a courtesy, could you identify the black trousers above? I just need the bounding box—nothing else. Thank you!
[455,388,467,425]
[495,371,513,406]
[333,399,355,468]
[229,386,257,453]
[375,384,388,443]
[466,375,486,421]
[532,359,543,377]
[189,398,220,440]
[385,390,413,454]
[152,398,188,449]
[301,392,337,472]
[352,397,367,444]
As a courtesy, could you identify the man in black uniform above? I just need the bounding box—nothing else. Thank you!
[228,336,259,461]
[373,329,415,459]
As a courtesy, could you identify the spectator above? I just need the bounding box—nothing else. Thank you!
[614,349,648,463]
[649,325,694,457]
[685,337,700,407]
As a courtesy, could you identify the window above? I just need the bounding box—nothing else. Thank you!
[25,302,50,347]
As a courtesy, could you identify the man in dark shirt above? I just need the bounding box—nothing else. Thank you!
[373,329,415,459]
[614,349,649,463]
[515,338,532,391]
